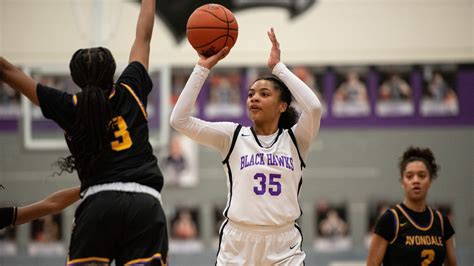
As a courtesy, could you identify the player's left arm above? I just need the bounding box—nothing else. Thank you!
[444,237,457,266]
[267,28,322,158]
[0,56,39,105]
[129,0,156,70]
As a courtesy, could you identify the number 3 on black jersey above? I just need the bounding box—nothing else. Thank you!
[421,249,435,266]
[111,116,132,151]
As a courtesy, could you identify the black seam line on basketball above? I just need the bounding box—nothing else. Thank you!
[187,27,237,31]
[222,5,230,48]
[197,9,234,23]
[193,35,235,49]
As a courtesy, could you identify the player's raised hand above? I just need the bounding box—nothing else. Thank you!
[267,28,281,70]
[198,46,230,70]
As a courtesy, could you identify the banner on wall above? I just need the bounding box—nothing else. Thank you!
[160,131,199,188]
[1,64,473,131]
[375,65,414,117]
[28,213,65,256]
[314,200,352,252]
[420,65,459,117]
[332,66,370,117]
[169,206,203,253]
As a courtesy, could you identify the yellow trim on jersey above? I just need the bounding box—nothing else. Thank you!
[389,208,399,244]
[67,256,110,264]
[120,83,147,119]
[109,85,116,99]
[73,86,115,106]
[436,210,444,237]
[396,204,434,231]
[125,252,165,266]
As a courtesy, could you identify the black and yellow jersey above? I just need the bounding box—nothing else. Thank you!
[374,203,454,266]
[36,61,163,193]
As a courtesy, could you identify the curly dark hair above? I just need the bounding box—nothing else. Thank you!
[399,146,440,179]
[253,76,299,129]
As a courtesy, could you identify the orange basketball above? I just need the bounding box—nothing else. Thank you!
[186,4,238,57]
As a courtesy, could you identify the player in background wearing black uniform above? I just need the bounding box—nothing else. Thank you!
[0,0,168,265]
[367,147,457,266]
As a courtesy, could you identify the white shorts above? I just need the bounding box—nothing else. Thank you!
[216,219,305,266]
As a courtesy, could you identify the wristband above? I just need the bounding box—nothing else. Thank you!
[0,207,17,230]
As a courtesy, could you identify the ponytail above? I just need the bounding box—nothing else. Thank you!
[278,105,298,129]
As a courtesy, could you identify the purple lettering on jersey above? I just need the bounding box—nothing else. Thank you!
[254,153,261,165]
[242,153,294,171]
[276,155,285,167]
[253,173,282,196]
[271,154,279,166]
[240,155,248,170]
[253,173,266,195]
[256,153,265,165]
[284,156,294,171]
[266,153,274,166]
[249,154,255,166]
[268,173,282,196]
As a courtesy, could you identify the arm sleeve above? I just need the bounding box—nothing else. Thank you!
[116,61,153,105]
[373,210,396,242]
[170,64,237,157]
[442,214,455,241]
[272,62,322,159]
[0,207,17,229]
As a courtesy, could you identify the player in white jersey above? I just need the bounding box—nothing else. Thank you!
[170,28,322,265]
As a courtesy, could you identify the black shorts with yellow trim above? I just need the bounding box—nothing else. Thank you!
[67,191,168,266]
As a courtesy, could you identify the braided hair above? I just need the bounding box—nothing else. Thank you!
[399,146,440,180]
[253,76,299,129]
[55,47,116,180]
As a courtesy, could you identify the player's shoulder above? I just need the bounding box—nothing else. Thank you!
[380,208,398,220]
[239,125,251,134]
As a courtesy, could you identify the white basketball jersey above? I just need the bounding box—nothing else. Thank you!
[222,125,305,226]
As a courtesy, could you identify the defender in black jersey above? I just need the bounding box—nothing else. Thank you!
[367,147,457,266]
[0,1,167,265]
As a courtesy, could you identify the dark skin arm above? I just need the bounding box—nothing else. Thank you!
[15,186,80,225]
[444,237,457,266]
[0,56,39,105]
[366,233,388,266]
[129,0,156,70]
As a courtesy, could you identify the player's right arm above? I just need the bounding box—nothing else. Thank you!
[0,186,80,229]
[170,48,235,156]
[366,233,388,266]
[0,56,39,105]
[367,210,396,265]
[129,0,156,70]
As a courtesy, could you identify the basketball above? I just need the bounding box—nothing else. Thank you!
[186,4,238,57]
